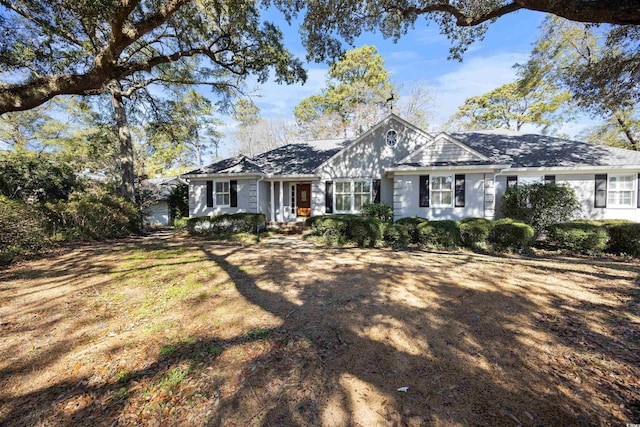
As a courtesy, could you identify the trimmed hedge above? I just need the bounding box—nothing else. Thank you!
[547,222,609,255]
[459,217,494,249]
[307,214,382,247]
[489,218,534,251]
[607,223,640,257]
[382,223,410,249]
[188,213,266,235]
[361,202,394,222]
[417,220,461,249]
[395,216,429,244]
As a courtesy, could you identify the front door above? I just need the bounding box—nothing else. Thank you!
[296,183,311,217]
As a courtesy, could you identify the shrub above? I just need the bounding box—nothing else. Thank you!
[382,223,410,249]
[47,191,140,240]
[502,183,581,236]
[490,218,534,252]
[167,184,189,222]
[188,213,266,235]
[395,216,428,244]
[607,223,640,257]
[361,202,393,222]
[173,217,189,231]
[417,220,461,249]
[0,196,51,266]
[305,214,381,247]
[459,217,494,249]
[547,222,609,255]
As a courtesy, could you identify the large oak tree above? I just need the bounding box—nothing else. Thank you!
[273,0,640,61]
[0,0,305,201]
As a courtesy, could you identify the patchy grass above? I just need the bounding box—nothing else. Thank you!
[0,233,639,426]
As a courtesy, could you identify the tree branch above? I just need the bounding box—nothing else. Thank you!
[386,2,523,26]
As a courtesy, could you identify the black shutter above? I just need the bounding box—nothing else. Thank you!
[544,175,556,184]
[637,174,640,208]
[325,181,333,213]
[595,174,607,208]
[372,179,381,203]
[206,181,213,207]
[454,174,465,207]
[230,180,238,207]
[506,176,518,189]
[419,175,430,207]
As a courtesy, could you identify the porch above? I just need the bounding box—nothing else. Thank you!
[264,179,316,223]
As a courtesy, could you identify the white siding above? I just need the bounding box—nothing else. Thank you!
[393,173,486,220]
[404,138,481,164]
[189,178,257,217]
[494,172,640,221]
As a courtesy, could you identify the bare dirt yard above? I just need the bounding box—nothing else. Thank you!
[1,231,639,426]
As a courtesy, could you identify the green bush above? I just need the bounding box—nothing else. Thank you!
[607,223,640,257]
[0,196,51,266]
[173,217,189,231]
[306,214,382,247]
[395,216,428,244]
[417,220,461,249]
[502,183,581,236]
[459,217,494,249]
[187,213,266,235]
[490,218,534,252]
[382,223,410,249]
[547,222,609,255]
[47,191,140,240]
[361,202,393,222]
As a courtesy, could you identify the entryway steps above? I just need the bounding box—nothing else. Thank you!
[266,221,310,234]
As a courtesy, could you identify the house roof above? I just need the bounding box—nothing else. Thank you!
[142,176,186,201]
[183,118,640,179]
[450,130,640,168]
[182,156,264,176]
[183,139,350,177]
[253,139,350,175]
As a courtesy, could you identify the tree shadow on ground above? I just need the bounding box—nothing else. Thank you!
[0,234,638,426]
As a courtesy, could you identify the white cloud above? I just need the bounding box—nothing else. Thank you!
[430,52,528,129]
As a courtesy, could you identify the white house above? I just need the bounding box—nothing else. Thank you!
[181,115,640,222]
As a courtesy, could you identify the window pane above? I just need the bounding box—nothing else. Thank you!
[354,194,370,211]
[441,191,452,206]
[336,194,350,211]
[442,176,453,189]
[431,177,441,190]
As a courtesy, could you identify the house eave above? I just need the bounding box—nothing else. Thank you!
[385,164,511,176]
[503,165,640,173]
[265,174,320,181]
[180,172,265,180]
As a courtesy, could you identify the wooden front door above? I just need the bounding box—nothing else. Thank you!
[296,183,311,217]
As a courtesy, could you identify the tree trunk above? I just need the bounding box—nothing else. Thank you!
[615,113,640,151]
[109,81,136,203]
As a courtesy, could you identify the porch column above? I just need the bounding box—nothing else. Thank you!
[279,180,284,222]
[270,181,275,222]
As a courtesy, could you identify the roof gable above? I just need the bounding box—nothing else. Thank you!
[398,133,489,166]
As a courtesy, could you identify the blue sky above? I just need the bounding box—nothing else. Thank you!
[211,8,577,156]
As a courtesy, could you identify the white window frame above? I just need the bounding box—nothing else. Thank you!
[429,174,454,208]
[334,179,373,213]
[215,180,230,207]
[607,174,635,208]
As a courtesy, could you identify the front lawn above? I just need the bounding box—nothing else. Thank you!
[0,233,638,425]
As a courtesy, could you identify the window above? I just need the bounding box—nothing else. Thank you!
[335,181,352,212]
[215,181,230,206]
[430,175,453,207]
[335,180,372,212]
[608,174,634,207]
[386,129,398,147]
[354,181,372,211]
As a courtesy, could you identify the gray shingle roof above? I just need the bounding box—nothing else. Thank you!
[183,139,350,177]
[451,130,640,168]
[253,139,349,175]
[183,156,264,176]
